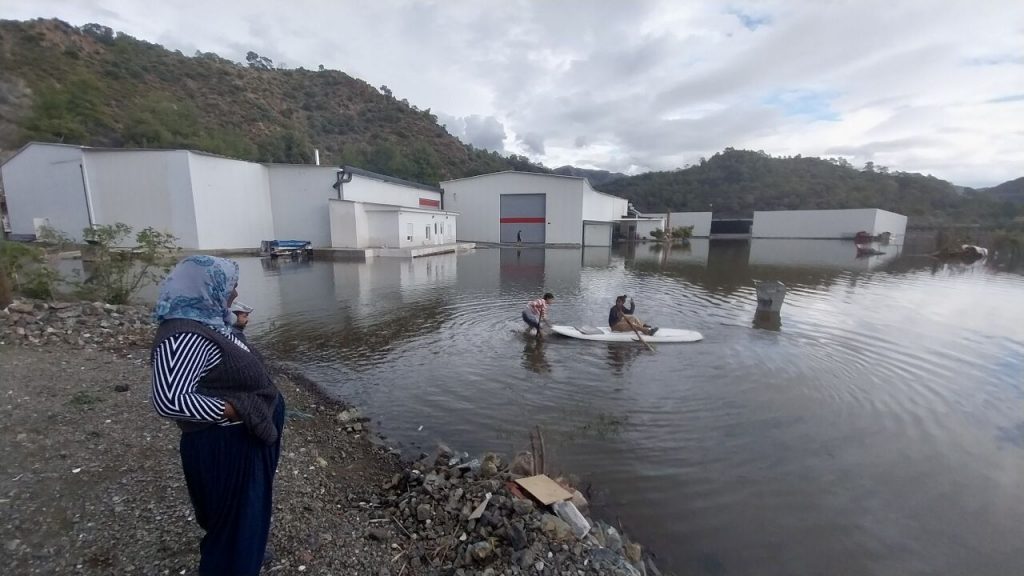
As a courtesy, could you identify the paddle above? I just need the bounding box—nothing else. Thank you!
[624,300,655,352]
[631,322,655,351]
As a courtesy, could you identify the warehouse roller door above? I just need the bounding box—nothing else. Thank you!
[500,194,545,243]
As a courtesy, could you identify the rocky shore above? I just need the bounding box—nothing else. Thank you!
[1,298,666,575]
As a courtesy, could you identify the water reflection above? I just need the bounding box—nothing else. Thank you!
[521,334,551,374]
[238,236,1024,576]
[749,238,902,270]
[605,343,643,375]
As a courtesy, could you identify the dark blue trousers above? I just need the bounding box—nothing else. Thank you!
[180,396,285,576]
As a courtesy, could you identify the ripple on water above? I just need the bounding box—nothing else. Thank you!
[247,249,1024,576]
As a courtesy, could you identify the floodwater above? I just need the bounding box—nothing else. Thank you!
[235,237,1023,576]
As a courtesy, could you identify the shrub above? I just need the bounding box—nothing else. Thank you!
[0,240,57,300]
[79,223,180,304]
[36,225,75,252]
[670,226,694,239]
[649,228,666,241]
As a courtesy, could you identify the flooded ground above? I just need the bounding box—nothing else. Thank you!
[234,237,1023,576]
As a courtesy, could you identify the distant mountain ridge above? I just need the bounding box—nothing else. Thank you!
[595,149,1020,225]
[983,177,1024,204]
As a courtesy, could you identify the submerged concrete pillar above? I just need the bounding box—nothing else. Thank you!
[753,280,786,330]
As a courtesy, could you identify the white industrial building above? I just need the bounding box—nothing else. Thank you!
[752,209,907,242]
[648,212,713,237]
[618,216,664,240]
[441,171,629,246]
[0,142,455,251]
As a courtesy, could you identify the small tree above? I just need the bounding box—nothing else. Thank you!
[649,228,666,241]
[80,223,180,304]
[670,226,694,240]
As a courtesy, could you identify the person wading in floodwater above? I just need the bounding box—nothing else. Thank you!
[609,295,657,335]
[522,292,554,338]
[517,230,523,243]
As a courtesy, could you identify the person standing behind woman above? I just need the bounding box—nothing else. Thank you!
[150,256,284,576]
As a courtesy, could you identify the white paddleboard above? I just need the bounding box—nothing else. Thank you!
[550,325,703,343]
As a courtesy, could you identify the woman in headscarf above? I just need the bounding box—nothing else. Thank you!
[150,255,284,575]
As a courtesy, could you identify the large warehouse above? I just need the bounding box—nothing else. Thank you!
[441,171,629,246]
[0,142,454,250]
[752,209,907,242]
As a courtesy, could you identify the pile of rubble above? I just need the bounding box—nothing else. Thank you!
[0,298,154,349]
[364,446,664,576]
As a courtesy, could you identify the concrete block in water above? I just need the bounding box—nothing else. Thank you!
[755,280,786,312]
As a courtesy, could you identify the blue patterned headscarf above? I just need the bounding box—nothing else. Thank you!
[154,255,240,330]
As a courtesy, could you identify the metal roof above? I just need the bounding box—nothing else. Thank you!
[341,165,442,193]
[440,169,628,201]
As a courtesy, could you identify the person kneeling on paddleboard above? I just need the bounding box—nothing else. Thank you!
[522,292,554,338]
[609,295,657,335]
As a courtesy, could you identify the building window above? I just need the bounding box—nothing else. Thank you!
[426,226,431,239]
[440,223,444,236]
[407,222,413,241]
[434,223,438,235]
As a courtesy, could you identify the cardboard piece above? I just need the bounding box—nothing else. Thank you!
[514,474,573,506]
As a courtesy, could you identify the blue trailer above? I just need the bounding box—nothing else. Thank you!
[260,239,312,259]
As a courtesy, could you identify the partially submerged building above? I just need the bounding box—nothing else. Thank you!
[639,211,713,238]
[441,171,629,246]
[0,142,456,252]
[619,215,664,240]
[752,209,907,242]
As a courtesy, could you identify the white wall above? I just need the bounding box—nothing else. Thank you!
[873,210,908,243]
[442,172,586,244]
[442,177,499,242]
[397,210,454,247]
[1,144,91,240]
[85,149,199,248]
[267,165,336,247]
[752,209,902,239]
[396,210,457,247]
[645,212,712,237]
[619,218,665,240]
[343,173,442,210]
[583,222,613,246]
[581,188,628,223]
[365,210,399,247]
[329,199,368,248]
[187,153,275,250]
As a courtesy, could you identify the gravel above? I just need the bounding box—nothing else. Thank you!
[0,299,669,575]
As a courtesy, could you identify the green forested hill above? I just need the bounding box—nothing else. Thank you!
[596,149,1019,225]
[984,177,1024,205]
[0,18,547,184]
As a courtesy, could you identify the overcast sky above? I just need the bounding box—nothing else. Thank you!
[7,0,1024,186]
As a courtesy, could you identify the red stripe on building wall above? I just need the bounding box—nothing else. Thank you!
[499,217,546,224]
[419,198,440,208]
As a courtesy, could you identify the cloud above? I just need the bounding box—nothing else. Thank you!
[5,0,1024,186]
[438,113,507,152]
[517,132,545,155]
